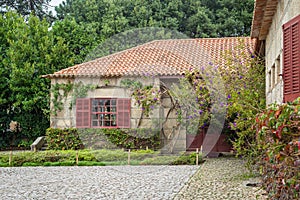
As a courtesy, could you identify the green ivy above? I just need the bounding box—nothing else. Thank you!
[50,81,96,115]
[50,81,74,116]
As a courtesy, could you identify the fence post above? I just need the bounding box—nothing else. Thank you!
[9,151,12,166]
[196,148,199,166]
[76,150,79,166]
[128,149,131,165]
[200,145,203,155]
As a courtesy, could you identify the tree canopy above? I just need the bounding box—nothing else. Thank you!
[0,0,55,20]
[55,0,255,38]
[0,12,72,148]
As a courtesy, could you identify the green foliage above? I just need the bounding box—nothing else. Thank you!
[0,149,199,167]
[132,86,161,117]
[255,99,300,199]
[0,12,72,149]
[50,81,96,115]
[77,161,106,166]
[140,152,201,165]
[55,0,254,38]
[51,17,100,64]
[120,79,143,90]
[46,128,84,150]
[0,0,55,21]
[121,79,161,117]
[170,69,212,134]
[219,42,265,160]
[91,128,161,150]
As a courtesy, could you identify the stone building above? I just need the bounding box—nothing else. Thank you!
[43,37,255,152]
[251,0,300,104]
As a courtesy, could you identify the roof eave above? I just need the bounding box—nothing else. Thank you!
[251,0,278,40]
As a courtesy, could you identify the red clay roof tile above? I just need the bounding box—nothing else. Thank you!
[44,37,255,78]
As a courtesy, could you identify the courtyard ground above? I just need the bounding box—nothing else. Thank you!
[0,157,266,199]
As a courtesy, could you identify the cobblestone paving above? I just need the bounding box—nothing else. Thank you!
[0,158,267,200]
[174,157,267,200]
[0,165,198,200]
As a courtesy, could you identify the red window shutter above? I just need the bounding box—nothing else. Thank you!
[117,98,131,128]
[283,15,300,102]
[76,98,91,128]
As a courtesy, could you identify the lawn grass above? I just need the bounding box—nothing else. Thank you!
[0,149,202,167]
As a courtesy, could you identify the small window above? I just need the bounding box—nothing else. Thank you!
[268,70,272,92]
[271,65,275,88]
[275,56,281,84]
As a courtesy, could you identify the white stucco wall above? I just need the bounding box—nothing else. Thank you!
[265,0,300,105]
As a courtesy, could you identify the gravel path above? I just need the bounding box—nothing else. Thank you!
[0,165,198,200]
[174,157,267,200]
[0,157,267,200]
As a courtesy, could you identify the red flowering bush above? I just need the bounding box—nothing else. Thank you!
[256,98,300,199]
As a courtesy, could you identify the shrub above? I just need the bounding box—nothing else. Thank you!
[22,162,41,167]
[46,128,84,150]
[256,98,300,199]
[77,161,105,166]
[78,128,160,150]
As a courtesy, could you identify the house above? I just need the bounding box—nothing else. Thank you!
[251,0,300,104]
[43,37,255,152]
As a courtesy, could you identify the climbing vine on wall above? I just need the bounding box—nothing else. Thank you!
[121,79,161,117]
[50,81,96,116]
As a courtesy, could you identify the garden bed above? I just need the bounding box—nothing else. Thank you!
[0,149,201,167]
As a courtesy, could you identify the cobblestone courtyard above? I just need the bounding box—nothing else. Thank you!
[0,157,266,199]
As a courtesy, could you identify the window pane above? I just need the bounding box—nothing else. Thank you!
[99,100,104,106]
[92,121,98,126]
[91,98,124,128]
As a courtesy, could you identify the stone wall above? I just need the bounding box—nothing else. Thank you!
[265,0,300,105]
[49,76,186,151]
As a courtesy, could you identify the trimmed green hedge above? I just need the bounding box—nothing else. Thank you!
[46,128,160,150]
[78,128,161,150]
[0,150,201,167]
[46,128,84,150]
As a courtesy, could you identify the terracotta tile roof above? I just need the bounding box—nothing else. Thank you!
[44,37,256,78]
[251,0,278,40]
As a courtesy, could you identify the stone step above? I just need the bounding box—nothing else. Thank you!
[41,146,47,151]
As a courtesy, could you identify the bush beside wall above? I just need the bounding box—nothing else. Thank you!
[46,128,160,150]
[46,128,84,150]
[256,98,300,199]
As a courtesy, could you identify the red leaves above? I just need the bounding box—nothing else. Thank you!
[275,125,284,139]
[256,98,300,199]
[275,109,281,118]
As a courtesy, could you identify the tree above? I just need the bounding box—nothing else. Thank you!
[0,0,55,21]
[202,0,255,37]
[0,11,72,149]
[52,17,100,64]
[54,0,255,39]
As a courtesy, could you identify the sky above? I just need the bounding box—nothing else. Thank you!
[49,0,64,13]
[49,0,64,7]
